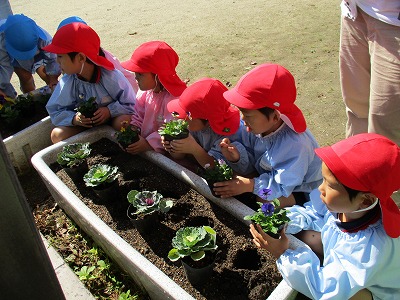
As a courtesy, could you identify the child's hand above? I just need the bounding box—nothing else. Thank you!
[220,138,240,162]
[161,136,172,152]
[250,223,289,259]
[73,112,93,127]
[92,107,111,126]
[169,134,199,154]
[213,176,254,198]
[126,135,152,155]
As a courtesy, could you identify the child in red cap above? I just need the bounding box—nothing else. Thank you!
[121,41,187,154]
[250,133,400,299]
[216,63,322,207]
[43,23,136,143]
[0,14,61,98]
[56,16,138,94]
[162,77,249,169]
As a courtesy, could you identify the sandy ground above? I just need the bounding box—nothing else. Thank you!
[10,0,344,146]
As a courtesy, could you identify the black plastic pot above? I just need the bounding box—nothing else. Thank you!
[264,223,286,239]
[127,204,159,235]
[92,180,119,203]
[161,131,189,142]
[118,135,140,149]
[181,254,216,286]
[206,180,219,198]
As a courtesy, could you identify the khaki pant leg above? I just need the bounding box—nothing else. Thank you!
[365,11,400,146]
[339,10,371,138]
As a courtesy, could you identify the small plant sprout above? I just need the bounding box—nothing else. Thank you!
[158,118,189,139]
[56,142,92,167]
[202,159,233,182]
[127,190,173,216]
[83,164,119,187]
[168,226,218,262]
[75,96,98,118]
[244,199,290,237]
[115,121,140,148]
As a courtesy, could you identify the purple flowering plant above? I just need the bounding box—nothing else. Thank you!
[244,189,290,236]
[203,159,233,183]
[127,190,173,216]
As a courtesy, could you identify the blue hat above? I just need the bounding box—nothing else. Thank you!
[0,14,48,60]
[57,16,87,31]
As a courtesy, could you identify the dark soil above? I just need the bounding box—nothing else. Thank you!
[18,137,284,299]
[42,138,282,300]
[0,100,49,139]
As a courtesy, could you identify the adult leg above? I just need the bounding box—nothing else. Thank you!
[339,9,370,138]
[50,126,86,144]
[365,11,400,146]
[13,67,35,93]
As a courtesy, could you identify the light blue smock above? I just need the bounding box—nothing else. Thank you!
[46,68,136,126]
[279,205,400,299]
[0,24,60,97]
[230,123,322,199]
[192,121,253,173]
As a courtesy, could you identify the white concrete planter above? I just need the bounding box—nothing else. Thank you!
[31,125,301,300]
[4,116,53,174]
[3,87,54,174]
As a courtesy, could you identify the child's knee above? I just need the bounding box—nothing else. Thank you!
[51,126,84,144]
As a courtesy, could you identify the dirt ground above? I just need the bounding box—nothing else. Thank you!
[11,0,344,147]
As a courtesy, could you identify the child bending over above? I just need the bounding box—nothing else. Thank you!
[217,63,322,207]
[163,77,250,169]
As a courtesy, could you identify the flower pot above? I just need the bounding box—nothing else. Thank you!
[206,180,219,198]
[181,254,216,286]
[118,135,140,149]
[92,180,119,203]
[264,223,286,239]
[127,204,159,235]
[161,131,189,142]
[63,161,88,182]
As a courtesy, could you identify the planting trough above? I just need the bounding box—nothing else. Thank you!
[4,116,53,174]
[3,87,54,174]
[31,125,304,300]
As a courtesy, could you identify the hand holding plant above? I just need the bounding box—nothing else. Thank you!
[158,118,189,141]
[75,96,98,118]
[115,121,140,149]
[244,195,290,238]
[202,159,233,183]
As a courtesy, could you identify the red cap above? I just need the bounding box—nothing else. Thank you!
[223,63,306,133]
[121,41,186,97]
[167,78,240,135]
[42,23,114,70]
[315,133,400,238]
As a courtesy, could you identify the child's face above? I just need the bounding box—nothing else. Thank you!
[239,108,279,136]
[134,72,157,91]
[187,119,207,132]
[56,54,81,75]
[318,162,362,213]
